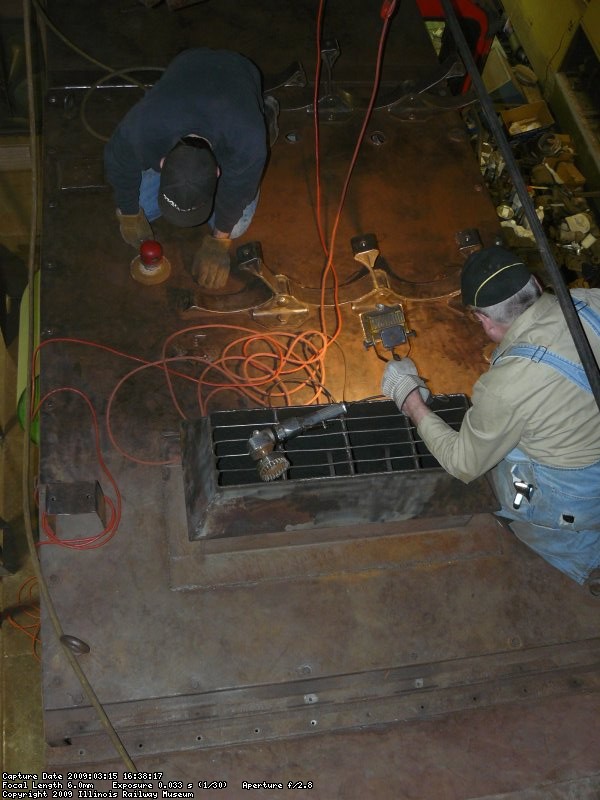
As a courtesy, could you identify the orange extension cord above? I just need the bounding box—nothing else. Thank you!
[4,577,41,661]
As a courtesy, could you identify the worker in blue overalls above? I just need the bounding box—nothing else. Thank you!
[381,246,600,595]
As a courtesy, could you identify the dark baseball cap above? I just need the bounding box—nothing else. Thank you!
[461,246,531,307]
[158,139,218,227]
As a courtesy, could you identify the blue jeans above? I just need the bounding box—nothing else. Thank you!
[139,168,258,238]
[491,448,600,584]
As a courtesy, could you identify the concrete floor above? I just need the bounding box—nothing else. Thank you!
[0,134,45,773]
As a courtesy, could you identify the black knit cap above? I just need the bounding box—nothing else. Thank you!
[461,246,531,307]
[158,139,218,228]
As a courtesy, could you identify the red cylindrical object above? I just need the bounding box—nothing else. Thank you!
[139,240,163,266]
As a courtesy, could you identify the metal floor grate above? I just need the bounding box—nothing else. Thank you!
[210,396,468,487]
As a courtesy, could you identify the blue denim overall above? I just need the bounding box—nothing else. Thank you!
[490,298,600,584]
[139,168,259,238]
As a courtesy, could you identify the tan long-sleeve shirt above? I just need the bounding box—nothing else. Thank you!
[418,289,600,483]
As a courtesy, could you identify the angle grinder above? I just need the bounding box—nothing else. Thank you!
[247,402,348,481]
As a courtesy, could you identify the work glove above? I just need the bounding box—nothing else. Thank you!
[381,357,431,411]
[192,235,232,290]
[116,208,153,248]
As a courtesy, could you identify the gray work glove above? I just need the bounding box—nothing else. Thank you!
[192,235,232,290]
[116,208,153,247]
[381,357,431,411]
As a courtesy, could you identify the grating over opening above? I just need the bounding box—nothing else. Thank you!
[211,396,468,487]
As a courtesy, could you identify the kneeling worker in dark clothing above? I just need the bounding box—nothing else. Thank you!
[104,47,278,289]
[381,246,600,595]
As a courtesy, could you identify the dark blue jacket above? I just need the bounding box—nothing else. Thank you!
[104,48,267,233]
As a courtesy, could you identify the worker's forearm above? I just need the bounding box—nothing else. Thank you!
[401,387,433,426]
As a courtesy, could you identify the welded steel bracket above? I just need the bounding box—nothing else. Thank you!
[349,235,412,313]
[380,54,465,105]
[264,61,307,92]
[389,89,477,121]
[285,36,355,120]
[236,240,409,329]
[351,271,411,317]
[249,275,311,328]
[316,38,354,121]
[282,51,477,118]
[236,241,310,328]
[174,234,457,323]
[456,227,483,257]
[43,480,107,525]
[383,55,477,121]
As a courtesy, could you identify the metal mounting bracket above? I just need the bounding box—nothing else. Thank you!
[44,480,107,525]
[382,55,477,121]
[236,242,310,328]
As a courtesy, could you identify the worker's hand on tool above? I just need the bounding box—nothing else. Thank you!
[116,208,153,247]
[192,234,232,290]
[381,357,431,412]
